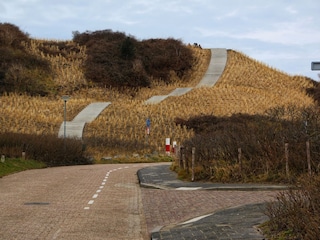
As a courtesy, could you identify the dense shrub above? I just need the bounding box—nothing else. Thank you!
[175,106,320,182]
[138,38,193,82]
[74,30,150,88]
[73,29,193,89]
[0,132,91,167]
[265,175,320,239]
[0,23,29,48]
[0,23,54,96]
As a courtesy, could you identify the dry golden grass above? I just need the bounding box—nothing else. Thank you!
[23,39,88,93]
[0,93,95,135]
[83,46,210,156]
[172,50,314,117]
[0,42,316,158]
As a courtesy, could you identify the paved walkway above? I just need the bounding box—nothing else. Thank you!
[58,102,111,139]
[150,203,268,240]
[138,164,288,191]
[145,48,227,104]
[196,48,227,88]
[145,88,193,105]
[138,164,284,240]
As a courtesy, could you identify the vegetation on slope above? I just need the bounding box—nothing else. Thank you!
[175,106,320,182]
[1,23,320,173]
[0,132,91,167]
[171,49,319,182]
[73,29,194,89]
[263,175,320,239]
[0,23,54,96]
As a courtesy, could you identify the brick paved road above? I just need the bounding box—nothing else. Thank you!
[141,188,277,234]
[0,163,278,239]
[0,163,157,240]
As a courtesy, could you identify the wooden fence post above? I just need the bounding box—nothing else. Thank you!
[183,147,187,170]
[183,147,190,174]
[192,147,195,182]
[306,140,312,176]
[179,146,184,169]
[285,143,289,178]
[238,147,242,173]
[175,145,180,166]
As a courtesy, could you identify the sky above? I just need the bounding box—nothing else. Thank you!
[1,0,320,80]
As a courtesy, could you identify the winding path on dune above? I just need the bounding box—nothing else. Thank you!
[58,102,111,139]
[58,48,227,139]
[145,48,227,104]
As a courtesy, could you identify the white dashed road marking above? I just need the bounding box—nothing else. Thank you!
[83,164,151,210]
[84,166,129,210]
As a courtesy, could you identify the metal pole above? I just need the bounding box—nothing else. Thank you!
[64,100,67,139]
[61,95,70,150]
[191,147,195,182]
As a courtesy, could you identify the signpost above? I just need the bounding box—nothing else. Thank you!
[165,138,170,155]
[145,118,151,145]
[312,61,320,81]
[146,118,151,135]
[61,95,70,150]
[311,62,320,71]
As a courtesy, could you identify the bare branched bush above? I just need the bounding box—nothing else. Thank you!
[265,175,320,239]
[0,132,91,166]
[178,106,320,182]
[73,30,194,89]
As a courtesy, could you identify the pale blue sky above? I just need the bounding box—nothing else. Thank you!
[1,0,320,80]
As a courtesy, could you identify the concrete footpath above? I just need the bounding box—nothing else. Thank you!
[138,164,287,240]
[58,102,111,139]
[145,48,227,104]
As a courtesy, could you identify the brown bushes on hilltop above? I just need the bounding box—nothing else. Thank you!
[1,24,194,95]
[138,38,193,81]
[0,23,54,96]
[73,29,194,89]
[0,23,29,48]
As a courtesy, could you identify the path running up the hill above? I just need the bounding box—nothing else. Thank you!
[196,48,227,88]
[58,102,111,139]
[145,48,227,104]
[58,48,227,139]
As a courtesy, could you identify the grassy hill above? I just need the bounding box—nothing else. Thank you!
[1,23,320,180]
[2,23,320,238]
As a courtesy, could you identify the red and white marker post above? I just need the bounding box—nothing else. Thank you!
[165,138,170,155]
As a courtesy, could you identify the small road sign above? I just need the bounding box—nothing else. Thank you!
[146,118,151,128]
[311,62,320,71]
[146,118,151,135]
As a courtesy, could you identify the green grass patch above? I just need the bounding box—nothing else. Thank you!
[0,158,46,178]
